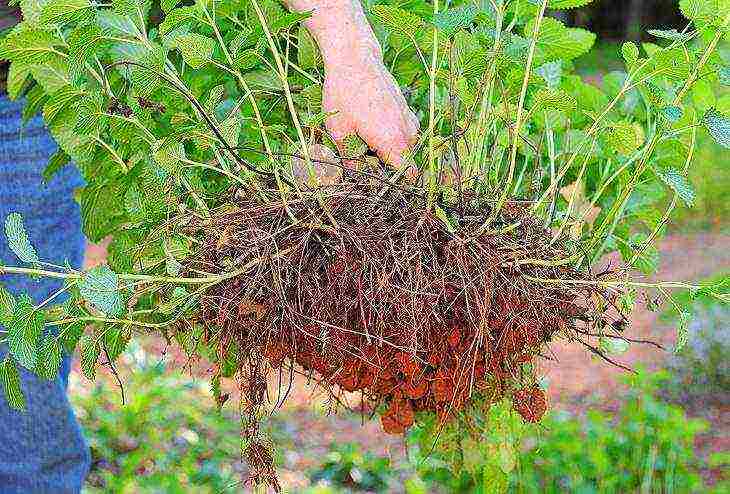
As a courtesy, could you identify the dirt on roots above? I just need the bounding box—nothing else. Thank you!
[182,182,623,489]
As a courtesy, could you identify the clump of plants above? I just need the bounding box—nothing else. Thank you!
[1,0,729,490]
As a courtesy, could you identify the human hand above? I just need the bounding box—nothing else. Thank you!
[321,50,419,168]
[285,0,419,168]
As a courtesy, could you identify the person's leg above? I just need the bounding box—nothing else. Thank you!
[0,96,90,493]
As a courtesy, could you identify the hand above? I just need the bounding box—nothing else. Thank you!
[284,0,419,168]
[322,53,419,168]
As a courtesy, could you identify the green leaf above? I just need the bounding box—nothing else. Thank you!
[103,326,130,362]
[720,66,730,86]
[34,334,63,381]
[6,62,31,100]
[549,0,596,8]
[30,58,71,95]
[661,105,683,123]
[79,334,100,380]
[621,41,638,66]
[74,93,107,136]
[0,26,63,64]
[42,85,85,125]
[297,26,320,70]
[432,5,478,37]
[371,5,426,38]
[535,61,562,88]
[21,85,48,124]
[42,150,71,183]
[78,181,126,242]
[533,88,577,112]
[674,311,691,353]
[58,296,86,354]
[7,295,44,370]
[159,6,200,35]
[605,122,643,155]
[0,356,25,411]
[174,33,215,69]
[525,17,596,62]
[0,285,16,326]
[654,167,695,207]
[79,265,124,317]
[39,0,93,26]
[161,0,180,13]
[703,107,730,149]
[68,24,108,68]
[647,29,693,41]
[4,213,39,264]
[153,139,186,173]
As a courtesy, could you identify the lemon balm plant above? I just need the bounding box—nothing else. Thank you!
[0,0,729,489]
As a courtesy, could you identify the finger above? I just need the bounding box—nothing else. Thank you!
[325,110,356,142]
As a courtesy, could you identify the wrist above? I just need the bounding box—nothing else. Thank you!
[286,0,382,66]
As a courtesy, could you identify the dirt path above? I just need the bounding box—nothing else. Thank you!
[544,233,730,404]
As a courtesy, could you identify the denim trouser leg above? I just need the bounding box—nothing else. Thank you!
[0,96,90,493]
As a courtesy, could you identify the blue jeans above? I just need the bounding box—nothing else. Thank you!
[0,96,90,493]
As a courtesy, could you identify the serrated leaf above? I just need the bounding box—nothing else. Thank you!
[79,265,124,317]
[341,134,368,157]
[0,356,25,411]
[533,88,577,112]
[6,62,31,100]
[720,67,730,86]
[159,6,200,35]
[674,311,691,353]
[34,334,63,381]
[39,0,93,26]
[78,182,126,242]
[647,29,692,41]
[4,213,39,264]
[621,41,638,66]
[704,108,730,149]
[0,285,16,326]
[297,26,320,70]
[68,24,108,68]
[549,0,596,8]
[42,150,71,183]
[42,85,85,125]
[525,17,596,62]
[7,295,44,370]
[0,26,63,65]
[153,139,186,173]
[74,93,107,136]
[605,121,643,155]
[161,0,180,13]
[103,326,130,362]
[371,5,426,38]
[174,33,215,69]
[535,61,562,88]
[79,334,100,380]
[30,58,71,95]
[432,5,478,37]
[662,105,683,123]
[21,85,48,124]
[654,167,695,207]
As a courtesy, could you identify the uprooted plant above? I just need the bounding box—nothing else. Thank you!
[1,0,729,490]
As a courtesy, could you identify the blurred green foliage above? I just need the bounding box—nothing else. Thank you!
[307,443,392,492]
[311,371,723,493]
[73,355,244,493]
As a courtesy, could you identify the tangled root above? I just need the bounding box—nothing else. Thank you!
[183,182,624,486]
